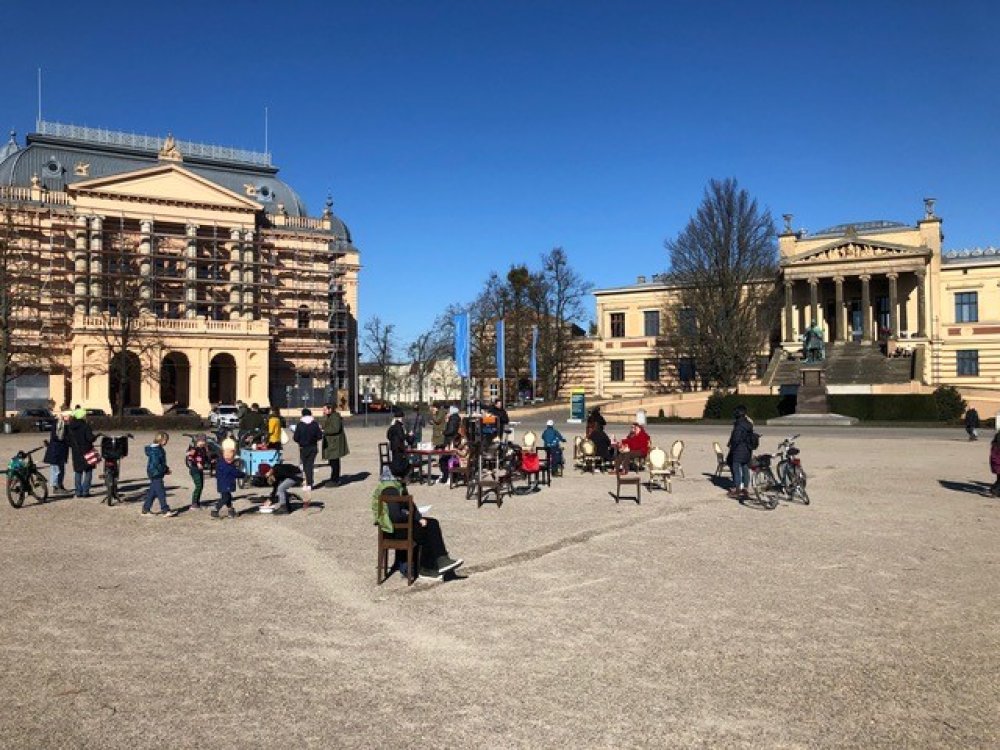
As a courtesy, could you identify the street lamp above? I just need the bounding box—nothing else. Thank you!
[363,377,371,427]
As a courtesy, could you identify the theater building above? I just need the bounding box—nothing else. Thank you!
[0,122,359,415]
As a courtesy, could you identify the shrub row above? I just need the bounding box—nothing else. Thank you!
[702,393,796,421]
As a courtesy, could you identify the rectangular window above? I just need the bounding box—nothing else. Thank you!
[679,308,697,338]
[610,312,625,338]
[957,350,979,376]
[610,360,625,382]
[643,310,660,337]
[955,292,978,323]
[643,358,660,382]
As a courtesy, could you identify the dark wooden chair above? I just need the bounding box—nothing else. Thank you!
[378,442,391,475]
[613,454,641,504]
[376,492,419,585]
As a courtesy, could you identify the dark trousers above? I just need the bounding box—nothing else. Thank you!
[328,458,341,482]
[438,454,451,480]
[991,474,1000,496]
[300,445,317,488]
[190,469,204,505]
[215,491,234,511]
[409,517,449,569]
[143,477,170,513]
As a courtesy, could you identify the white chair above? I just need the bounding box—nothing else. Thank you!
[668,440,685,478]
[647,447,672,492]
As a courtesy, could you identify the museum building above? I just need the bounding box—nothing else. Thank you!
[586,200,1000,401]
[0,122,359,415]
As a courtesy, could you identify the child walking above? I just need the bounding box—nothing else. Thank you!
[212,449,245,520]
[186,436,210,509]
[142,432,178,517]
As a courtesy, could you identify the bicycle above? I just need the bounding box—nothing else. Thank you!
[4,446,49,508]
[774,434,810,505]
[100,433,133,506]
[748,452,780,510]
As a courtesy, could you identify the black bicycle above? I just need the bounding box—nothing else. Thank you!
[5,446,49,508]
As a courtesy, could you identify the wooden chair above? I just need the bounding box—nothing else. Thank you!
[522,430,537,450]
[536,446,553,485]
[613,454,641,504]
[647,447,672,492]
[713,441,728,477]
[668,439,685,478]
[580,438,600,473]
[376,492,418,586]
[378,442,391,475]
[572,435,584,467]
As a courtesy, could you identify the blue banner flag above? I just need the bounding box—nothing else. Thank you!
[496,319,505,381]
[454,311,470,378]
[530,325,538,382]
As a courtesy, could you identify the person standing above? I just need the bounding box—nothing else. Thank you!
[408,406,425,446]
[386,409,410,478]
[212,449,244,519]
[185,436,210,510]
[965,407,981,441]
[727,405,754,501]
[43,411,71,493]
[321,403,349,486]
[437,405,461,484]
[65,408,97,498]
[293,408,323,490]
[266,406,282,450]
[990,432,1000,496]
[430,405,445,449]
[141,432,178,517]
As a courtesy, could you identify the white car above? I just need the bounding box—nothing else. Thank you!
[209,405,240,430]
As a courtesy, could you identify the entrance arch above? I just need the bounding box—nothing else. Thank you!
[209,353,237,405]
[160,352,191,406]
[108,351,141,412]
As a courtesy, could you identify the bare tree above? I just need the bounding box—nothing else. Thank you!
[537,247,591,399]
[664,178,779,389]
[362,316,396,401]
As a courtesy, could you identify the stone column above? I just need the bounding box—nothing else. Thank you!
[916,269,927,338]
[808,278,819,328]
[860,274,872,343]
[88,216,103,315]
[73,216,89,316]
[241,229,255,321]
[784,280,794,342]
[887,272,899,338]
[185,223,198,319]
[833,276,845,342]
[138,220,153,312]
[228,228,242,320]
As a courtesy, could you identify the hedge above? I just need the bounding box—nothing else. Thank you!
[702,393,797,421]
[827,394,942,422]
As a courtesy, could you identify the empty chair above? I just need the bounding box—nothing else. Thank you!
[668,439,685,478]
[580,438,600,473]
[378,442,391,475]
[376,492,418,586]
[522,430,537,450]
[647,447,672,492]
[613,453,641,504]
[713,441,728,477]
[572,435,584,467]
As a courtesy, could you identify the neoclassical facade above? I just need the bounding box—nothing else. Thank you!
[0,122,359,415]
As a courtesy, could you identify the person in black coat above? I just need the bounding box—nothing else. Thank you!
[964,407,981,441]
[727,405,754,499]
[589,423,614,467]
[292,408,323,489]
[43,412,71,492]
[437,406,462,484]
[386,409,410,478]
[586,406,607,437]
[65,412,97,497]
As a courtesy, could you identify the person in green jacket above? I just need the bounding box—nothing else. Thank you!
[430,404,446,449]
[321,402,350,486]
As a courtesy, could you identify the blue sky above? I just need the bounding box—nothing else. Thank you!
[2,1,999,348]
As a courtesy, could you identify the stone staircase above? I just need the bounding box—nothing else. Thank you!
[764,342,914,387]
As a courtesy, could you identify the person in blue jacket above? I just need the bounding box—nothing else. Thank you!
[212,449,245,519]
[541,419,566,473]
[141,432,178,517]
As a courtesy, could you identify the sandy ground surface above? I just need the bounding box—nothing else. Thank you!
[0,416,997,749]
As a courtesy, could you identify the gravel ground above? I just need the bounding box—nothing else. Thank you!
[0,419,997,749]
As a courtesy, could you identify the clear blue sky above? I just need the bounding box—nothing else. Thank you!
[3,1,999,348]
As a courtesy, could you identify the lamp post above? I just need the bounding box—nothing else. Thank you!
[363,377,370,428]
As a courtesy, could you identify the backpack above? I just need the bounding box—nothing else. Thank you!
[748,431,761,451]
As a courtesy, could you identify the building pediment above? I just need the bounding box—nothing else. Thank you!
[67,163,263,211]
[782,238,931,267]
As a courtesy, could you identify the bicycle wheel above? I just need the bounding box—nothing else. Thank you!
[7,476,26,508]
[106,472,118,506]
[791,466,810,505]
[28,471,48,503]
[751,470,775,508]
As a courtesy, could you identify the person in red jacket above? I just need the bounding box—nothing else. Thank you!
[620,423,651,458]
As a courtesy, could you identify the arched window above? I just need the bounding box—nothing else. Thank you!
[297,306,309,330]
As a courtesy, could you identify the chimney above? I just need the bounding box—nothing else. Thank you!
[637,275,646,284]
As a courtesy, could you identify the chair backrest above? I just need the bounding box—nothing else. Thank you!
[523,430,537,449]
[670,440,684,460]
[581,438,595,456]
[648,447,668,470]
[613,454,631,475]
[713,441,723,459]
[378,491,415,534]
[378,442,390,461]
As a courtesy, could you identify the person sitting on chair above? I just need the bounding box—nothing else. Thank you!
[262,462,303,514]
[541,419,566,471]
[589,422,614,468]
[620,423,651,459]
[375,465,464,579]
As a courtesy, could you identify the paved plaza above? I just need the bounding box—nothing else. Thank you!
[0,417,997,749]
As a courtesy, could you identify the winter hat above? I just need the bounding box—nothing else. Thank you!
[546,419,554,426]
[448,406,460,416]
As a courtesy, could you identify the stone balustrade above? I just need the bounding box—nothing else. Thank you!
[73,314,270,335]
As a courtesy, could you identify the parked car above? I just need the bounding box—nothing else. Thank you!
[18,408,56,432]
[367,400,392,413]
[171,408,201,419]
[209,405,240,430]
[123,407,155,417]
[85,408,108,418]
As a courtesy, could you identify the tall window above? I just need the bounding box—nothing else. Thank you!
[643,310,660,337]
[955,292,978,323]
[679,307,697,337]
[610,360,625,382]
[297,306,310,329]
[876,296,890,335]
[644,358,660,382]
[957,350,979,376]
[610,312,625,338]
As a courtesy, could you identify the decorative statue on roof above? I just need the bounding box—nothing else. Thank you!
[801,321,825,364]
[158,133,182,162]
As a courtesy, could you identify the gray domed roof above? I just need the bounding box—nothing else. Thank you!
[0,131,19,162]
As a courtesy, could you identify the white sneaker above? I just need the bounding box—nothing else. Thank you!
[437,476,448,485]
[259,506,275,513]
